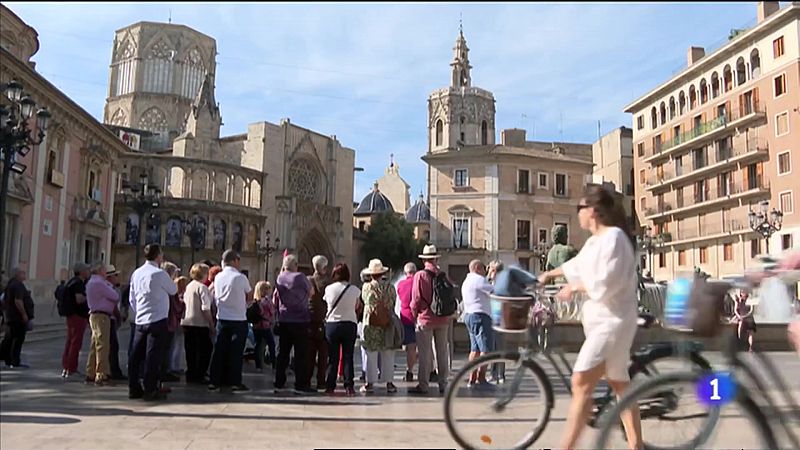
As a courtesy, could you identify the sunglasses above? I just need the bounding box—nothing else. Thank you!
[577,204,590,213]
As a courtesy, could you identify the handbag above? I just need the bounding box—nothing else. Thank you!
[387,312,405,349]
[326,284,352,321]
[366,287,391,329]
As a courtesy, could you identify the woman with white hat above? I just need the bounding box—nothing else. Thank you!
[360,259,398,394]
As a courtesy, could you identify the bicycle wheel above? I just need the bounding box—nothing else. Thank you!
[594,371,723,450]
[444,351,553,450]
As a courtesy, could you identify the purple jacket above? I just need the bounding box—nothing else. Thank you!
[275,271,311,323]
[86,274,120,315]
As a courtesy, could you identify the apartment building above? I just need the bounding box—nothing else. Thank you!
[627,1,799,281]
[592,126,637,231]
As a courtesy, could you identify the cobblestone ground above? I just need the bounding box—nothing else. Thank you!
[1,328,799,449]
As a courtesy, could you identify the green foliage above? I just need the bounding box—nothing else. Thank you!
[362,212,421,272]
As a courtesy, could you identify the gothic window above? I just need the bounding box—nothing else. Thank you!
[113,39,136,96]
[435,119,443,146]
[232,222,243,252]
[143,38,175,94]
[109,108,126,126]
[213,219,227,250]
[181,47,206,99]
[138,107,168,133]
[481,120,488,145]
[288,159,320,201]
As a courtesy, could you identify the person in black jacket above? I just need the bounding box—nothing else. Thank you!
[1,268,31,368]
[61,262,91,378]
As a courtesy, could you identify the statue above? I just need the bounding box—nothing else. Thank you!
[545,224,578,284]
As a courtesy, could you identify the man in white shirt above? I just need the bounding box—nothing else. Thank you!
[461,259,495,386]
[208,249,252,393]
[128,244,177,401]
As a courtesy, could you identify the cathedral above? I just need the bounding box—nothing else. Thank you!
[104,21,354,279]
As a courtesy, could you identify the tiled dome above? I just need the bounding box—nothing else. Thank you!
[354,182,395,216]
[405,194,430,224]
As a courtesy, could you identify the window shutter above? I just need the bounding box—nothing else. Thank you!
[756,163,763,185]
[753,87,759,110]
[738,94,744,117]
[743,166,749,189]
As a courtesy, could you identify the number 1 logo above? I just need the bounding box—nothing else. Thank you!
[697,372,736,406]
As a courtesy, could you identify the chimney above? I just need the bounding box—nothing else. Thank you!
[757,2,780,23]
[687,47,705,67]
[500,128,526,147]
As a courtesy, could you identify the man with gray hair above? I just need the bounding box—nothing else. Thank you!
[305,255,331,390]
[274,253,315,394]
[397,262,418,381]
[1,268,31,368]
[461,259,494,386]
[208,249,252,393]
[85,261,120,385]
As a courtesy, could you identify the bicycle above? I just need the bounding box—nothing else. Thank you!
[593,271,800,450]
[443,287,712,450]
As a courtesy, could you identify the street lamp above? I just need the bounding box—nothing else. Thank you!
[182,212,203,267]
[636,226,665,274]
[0,79,51,280]
[256,229,280,282]
[748,200,782,254]
[121,173,161,267]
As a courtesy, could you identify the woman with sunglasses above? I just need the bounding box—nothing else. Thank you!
[538,185,643,450]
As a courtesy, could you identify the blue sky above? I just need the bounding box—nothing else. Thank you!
[8,1,770,202]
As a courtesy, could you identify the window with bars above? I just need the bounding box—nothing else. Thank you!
[452,217,470,249]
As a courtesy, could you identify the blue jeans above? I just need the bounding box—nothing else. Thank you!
[465,312,494,353]
[253,328,276,369]
[209,320,248,387]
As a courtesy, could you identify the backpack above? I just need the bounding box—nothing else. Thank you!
[246,301,266,324]
[425,270,458,317]
[55,282,68,317]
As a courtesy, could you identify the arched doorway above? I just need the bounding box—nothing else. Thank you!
[295,228,335,275]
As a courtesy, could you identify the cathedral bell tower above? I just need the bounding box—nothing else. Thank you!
[427,26,496,153]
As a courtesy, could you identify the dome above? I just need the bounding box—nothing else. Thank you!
[405,194,430,224]
[354,182,395,216]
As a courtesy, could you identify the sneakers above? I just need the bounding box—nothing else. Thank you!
[359,384,374,394]
[231,384,250,393]
[386,382,397,394]
[408,385,429,395]
[405,371,414,382]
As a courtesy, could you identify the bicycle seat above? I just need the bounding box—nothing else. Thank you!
[637,312,657,329]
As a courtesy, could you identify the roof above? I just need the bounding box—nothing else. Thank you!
[354,182,395,216]
[422,143,593,165]
[405,195,430,224]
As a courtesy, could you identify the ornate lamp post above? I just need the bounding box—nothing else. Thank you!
[256,229,280,282]
[748,200,783,254]
[0,79,51,280]
[121,173,161,268]
[182,212,203,267]
[636,226,665,273]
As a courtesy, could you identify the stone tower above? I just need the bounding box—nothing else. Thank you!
[376,154,411,214]
[427,26,496,153]
[103,21,217,149]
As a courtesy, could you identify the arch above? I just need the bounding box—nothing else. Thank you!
[735,56,746,86]
[213,171,228,202]
[750,49,761,78]
[688,85,697,109]
[165,216,183,247]
[481,120,488,145]
[181,46,206,99]
[109,108,127,126]
[247,224,259,253]
[435,119,443,146]
[168,166,186,198]
[191,169,209,200]
[296,227,335,271]
[659,101,666,125]
[723,64,733,92]
[711,72,720,98]
[668,96,676,120]
[288,158,320,202]
[213,219,227,250]
[138,107,168,133]
[678,91,686,115]
[115,38,135,61]
[145,213,161,245]
[699,79,708,104]
[249,179,261,209]
[192,215,208,249]
[232,222,243,252]
[232,175,246,205]
[650,106,657,129]
[143,37,176,94]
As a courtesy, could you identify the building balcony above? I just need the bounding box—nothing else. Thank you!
[644,138,768,192]
[644,178,769,220]
[670,212,754,245]
[642,102,766,164]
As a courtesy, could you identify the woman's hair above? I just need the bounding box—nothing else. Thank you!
[254,281,272,298]
[161,262,179,279]
[331,263,351,283]
[583,185,630,237]
[190,263,209,282]
[175,276,190,293]
[208,265,222,282]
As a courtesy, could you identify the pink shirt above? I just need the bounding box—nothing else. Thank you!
[397,275,415,325]
[86,274,120,315]
[411,262,451,328]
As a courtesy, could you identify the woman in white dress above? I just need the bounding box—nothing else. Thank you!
[538,185,643,450]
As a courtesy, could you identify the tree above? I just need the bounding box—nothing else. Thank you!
[362,212,420,273]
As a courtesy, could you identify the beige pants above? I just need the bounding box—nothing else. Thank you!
[416,322,450,390]
[86,313,111,381]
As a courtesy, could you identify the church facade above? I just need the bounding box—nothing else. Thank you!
[424,28,595,284]
[104,21,354,280]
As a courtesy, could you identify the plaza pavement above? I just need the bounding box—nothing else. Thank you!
[1,327,799,449]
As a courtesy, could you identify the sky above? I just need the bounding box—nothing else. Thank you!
[7,1,771,203]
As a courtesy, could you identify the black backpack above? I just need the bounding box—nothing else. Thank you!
[425,270,458,317]
[246,301,265,324]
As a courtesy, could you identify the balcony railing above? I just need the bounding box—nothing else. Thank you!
[644,102,765,160]
[673,211,757,242]
[646,178,768,219]
[517,239,531,251]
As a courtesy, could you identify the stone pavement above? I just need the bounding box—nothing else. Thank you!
[1,329,799,449]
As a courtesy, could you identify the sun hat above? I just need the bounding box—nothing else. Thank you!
[363,259,389,275]
[418,244,440,259]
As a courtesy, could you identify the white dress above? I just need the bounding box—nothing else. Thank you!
[561,227,638,381]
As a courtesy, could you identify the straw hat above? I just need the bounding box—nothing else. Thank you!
[106,264,120,276]
[363,259,389,275]
[419,244,440,259]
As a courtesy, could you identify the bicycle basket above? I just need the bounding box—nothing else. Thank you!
[664,275,730,337]
[489,294,535,333]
